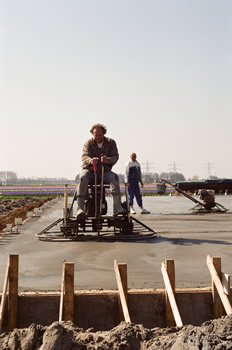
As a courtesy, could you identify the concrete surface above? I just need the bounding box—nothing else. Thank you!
[0,195,232,291]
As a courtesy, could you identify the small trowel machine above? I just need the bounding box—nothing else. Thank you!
[162,179,229,213]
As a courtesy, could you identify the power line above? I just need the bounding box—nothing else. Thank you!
[204,162,215,178]
[141,160,155,175]
[168,161,181,173]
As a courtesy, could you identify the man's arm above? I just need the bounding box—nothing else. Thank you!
[138,164,143,186]
[105,139,119,165]
[81,140,94,168]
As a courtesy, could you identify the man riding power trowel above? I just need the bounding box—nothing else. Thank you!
[36,123,156,240]
[76,123,126,218]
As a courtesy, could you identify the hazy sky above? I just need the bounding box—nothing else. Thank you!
[1,0,231,180]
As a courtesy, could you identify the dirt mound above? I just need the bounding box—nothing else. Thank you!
[1,315,232,350]
[147,315,232,349]
[0,197,55,231]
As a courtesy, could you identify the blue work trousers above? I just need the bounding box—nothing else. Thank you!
[128,180,143,207]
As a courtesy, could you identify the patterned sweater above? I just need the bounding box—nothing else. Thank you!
[125,161,142,184]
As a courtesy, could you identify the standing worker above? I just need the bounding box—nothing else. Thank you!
[76,123,125,218]
[125,153,150,214]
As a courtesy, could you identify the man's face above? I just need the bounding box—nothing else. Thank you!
[130,153,137,162]
[92,128,104,143]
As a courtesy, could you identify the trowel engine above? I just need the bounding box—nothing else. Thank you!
[199,190,215,211]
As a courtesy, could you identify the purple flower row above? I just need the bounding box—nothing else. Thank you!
[0,186,77,190]
[0,190,75,196]
[0,184,174,196]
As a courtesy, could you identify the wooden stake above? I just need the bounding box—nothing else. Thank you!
[118,264,128,321]
[8,255,18,331]
[207,255,232,316]
[0,258,10,333]
[164,259,176,327]
[209,256,224,318]
[114,260,131,323]
[64,263,74,322]
[161,261,183,327]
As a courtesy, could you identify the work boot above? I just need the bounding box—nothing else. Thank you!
[77,196,86,219]
[140,207,150,214]
[113,195,126,215]
[130,206,136,214]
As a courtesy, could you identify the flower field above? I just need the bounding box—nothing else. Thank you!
[0,184,174,197]
[0,185,75,197]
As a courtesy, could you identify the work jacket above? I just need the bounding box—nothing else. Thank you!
[125,160,143,184]
[82,137,119,172]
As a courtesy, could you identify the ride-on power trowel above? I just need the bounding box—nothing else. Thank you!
[36,164,156,242]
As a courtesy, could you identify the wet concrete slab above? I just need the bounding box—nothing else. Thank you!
[0,195,232,291]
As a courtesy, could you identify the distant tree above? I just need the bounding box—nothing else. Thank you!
[0,171,17,180]
[159,172,169,181]
[142,174,155,183]
[159,172,185,183]
[169,172,186,183]
[152,172,160,182]
[209,175,219,180]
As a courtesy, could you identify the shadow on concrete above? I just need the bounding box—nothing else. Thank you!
[149,212,193,216]
[156,236,232,246]
[32,234,232,246]
[0,234,17,245]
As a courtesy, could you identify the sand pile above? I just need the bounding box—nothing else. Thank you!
[1,315,232,349]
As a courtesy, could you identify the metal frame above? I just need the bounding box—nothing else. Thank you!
[36,185,157,242]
